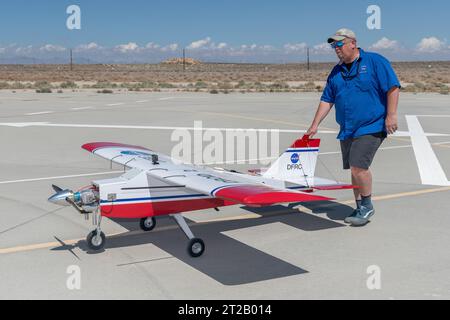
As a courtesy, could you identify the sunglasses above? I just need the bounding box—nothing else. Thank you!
[330,40,346,49]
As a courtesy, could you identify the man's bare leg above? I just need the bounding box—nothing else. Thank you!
[351,167,372,199]
[345,167,375,226]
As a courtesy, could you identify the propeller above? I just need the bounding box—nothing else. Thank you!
[52,185,64,193]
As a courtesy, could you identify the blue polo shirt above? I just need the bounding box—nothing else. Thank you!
[321,49,401,140]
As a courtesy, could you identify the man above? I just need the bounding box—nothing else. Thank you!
[307,28,400,227]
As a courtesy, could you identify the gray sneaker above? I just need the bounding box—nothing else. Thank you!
[344,209,360,224]
[347,206,375,227]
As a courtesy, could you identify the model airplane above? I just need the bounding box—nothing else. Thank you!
[48,135,354,257]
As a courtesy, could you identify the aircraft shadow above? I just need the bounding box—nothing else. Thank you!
[52,201,351,286]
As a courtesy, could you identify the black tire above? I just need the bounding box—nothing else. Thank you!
[140,217,156,232]
[187,238,205,258]
[86,230,106,251]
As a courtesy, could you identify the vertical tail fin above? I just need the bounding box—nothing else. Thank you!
[263,135,321,185]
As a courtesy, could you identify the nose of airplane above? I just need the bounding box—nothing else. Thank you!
[48,188,73,207]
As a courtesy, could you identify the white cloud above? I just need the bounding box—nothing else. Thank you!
[15,45,34,54]
[188,37,211,50]
[161,43,179,52]
[76,42,102,51]
[416,37,446,53]
[284,43,308,52]
[370,37,400,50]
[40,44,66,52]
[145,42,161,50]
[115,42,140,53]
[312,42,333,54]
[216,42,227,49]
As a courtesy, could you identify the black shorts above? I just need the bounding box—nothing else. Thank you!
[340,132,386,170]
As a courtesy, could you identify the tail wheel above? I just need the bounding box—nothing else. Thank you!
[188,238,205,258]
[86,230,106,251]
[140,217,156,232]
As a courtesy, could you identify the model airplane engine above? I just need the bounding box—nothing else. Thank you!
[48,185,99,214]
[73,188,99,212]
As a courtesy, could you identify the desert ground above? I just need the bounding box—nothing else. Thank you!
[0,61,449,94]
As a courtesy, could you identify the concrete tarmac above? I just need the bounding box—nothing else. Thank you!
[0,90,449,299]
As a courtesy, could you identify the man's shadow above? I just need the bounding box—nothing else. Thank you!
[52,201,353,286]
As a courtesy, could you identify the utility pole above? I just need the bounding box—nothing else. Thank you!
[183,48,186,71]
[70,49,73,71]
[307,47,310,71]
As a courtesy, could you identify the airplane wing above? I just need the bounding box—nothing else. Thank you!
[82,142,334,207]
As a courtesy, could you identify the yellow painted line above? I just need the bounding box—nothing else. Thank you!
[372,186,450,201]
[0,238,82,255]
[198,213,262,223]
[2,186,450,255]
[0,232,124,255]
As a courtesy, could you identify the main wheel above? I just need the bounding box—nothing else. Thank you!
[86,230,106,251]
[187,238,205,258]
[140,217,156,232]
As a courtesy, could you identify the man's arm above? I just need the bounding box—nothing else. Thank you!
[306,101,334,138]
[385,87,400,135]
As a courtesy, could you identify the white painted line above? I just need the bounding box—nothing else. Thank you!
[25,111,53,116]
[415,115,450,118]
[0,122,338,134]
[394,130,450,137]
[106,103,124,107]
[0,171,123,185]
[406,115,450,186]
[135,100,149,103]
[71,107,93,111]
[158,97,175,101]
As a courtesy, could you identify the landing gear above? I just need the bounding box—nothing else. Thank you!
[86,209,105,251]
[140,217,156,232]
[86,230,106,251]
[171,214,206,258]
[188,238,205,258]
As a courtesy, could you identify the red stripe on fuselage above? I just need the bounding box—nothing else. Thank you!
[100,198,236,218]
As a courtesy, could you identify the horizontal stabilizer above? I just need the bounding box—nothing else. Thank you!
[214,185,333,207]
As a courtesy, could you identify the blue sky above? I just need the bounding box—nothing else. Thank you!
[0,0,449,63]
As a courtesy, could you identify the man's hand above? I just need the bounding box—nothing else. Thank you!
[385,113,398,135]
[306,102,333,139]
[306,125,319,138]
[386,87,400,135]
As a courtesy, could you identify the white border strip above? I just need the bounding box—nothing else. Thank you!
[406,115,450,186]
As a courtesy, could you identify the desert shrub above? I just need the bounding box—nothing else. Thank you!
[97,89,113,94]
[210,89,219,94]
[92,81,116,89]
[195,81,208,88]
[158,82,176,88]
[34,81,52,89]
[60,81,78,89]
[36,88,52,93]
[269,82,289,89]
[0,82,10,89]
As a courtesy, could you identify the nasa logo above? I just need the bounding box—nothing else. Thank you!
[360,65,368,74]
[291,153,299,164]
[121,151,152,157]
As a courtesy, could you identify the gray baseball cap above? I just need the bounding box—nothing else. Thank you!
[327,28,357,43]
